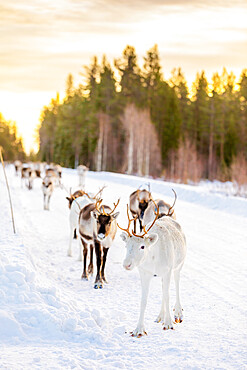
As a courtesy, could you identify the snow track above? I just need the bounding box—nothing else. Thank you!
[0,165,246,369]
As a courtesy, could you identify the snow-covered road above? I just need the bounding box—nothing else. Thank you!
[0,165,246,369]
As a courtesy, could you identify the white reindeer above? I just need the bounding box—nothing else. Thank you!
[67,194,91,260]
[42,176,54,210]
[14,160,22,176]
[77,165,89,189]
[119,203,186,337]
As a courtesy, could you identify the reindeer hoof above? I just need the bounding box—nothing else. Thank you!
[94,282,103,289]
[81,274,88,281]
[174,314,183,323]
[155,317,162,323]
[163,325,174,331]
[130,330,147,338]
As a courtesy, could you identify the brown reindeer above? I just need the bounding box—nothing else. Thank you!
[21,167,36,190]
[78,199,120,289]
[129,189,152,233]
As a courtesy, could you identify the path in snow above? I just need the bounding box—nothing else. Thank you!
[0,165,246,369]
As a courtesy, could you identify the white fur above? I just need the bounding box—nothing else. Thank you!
[121,217,186,337]
[42,176,54,210]
[143,199,176,226]
[77,165,88,189]
[68,195,90,260]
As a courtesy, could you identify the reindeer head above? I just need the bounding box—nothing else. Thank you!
[118,202,160,270]
[93,199,120,241]
[137,189,152,220]
[121,232,158,270]
[66,190,85,209]
[42,177,53,188]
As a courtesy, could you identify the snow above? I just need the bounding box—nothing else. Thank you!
[0,164,246,369]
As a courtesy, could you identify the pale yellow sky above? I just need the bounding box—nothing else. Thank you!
[0,0,247,153]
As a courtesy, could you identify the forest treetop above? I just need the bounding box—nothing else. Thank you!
[35,44,247,184]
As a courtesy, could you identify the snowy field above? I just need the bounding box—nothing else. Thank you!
[0,165,246,369]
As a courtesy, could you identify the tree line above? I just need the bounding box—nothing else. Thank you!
[38,45,247,184]
[0,113,25,161]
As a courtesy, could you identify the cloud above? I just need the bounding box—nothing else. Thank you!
[0,0,246,93]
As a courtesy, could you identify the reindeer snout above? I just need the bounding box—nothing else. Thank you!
[97,233,105,241]
[123,260,133,271]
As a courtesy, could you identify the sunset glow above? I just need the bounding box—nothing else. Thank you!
[0,0,247,153]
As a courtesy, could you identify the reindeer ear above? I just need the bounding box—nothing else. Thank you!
[144,233,158,247]
[120,232,129,242]
[111,212,120,220]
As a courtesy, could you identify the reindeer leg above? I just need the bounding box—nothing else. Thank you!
[77,233,82,261]
[67,227,74,257]
[162,270,174,330]
[139,218,143,232]
[131,270,152,337]
[87,244,94,275]
[47,194,51,210]
[73,229,77,239]
[134,218,136,234]
[173,267,184,323]
[94,240,103,289]
[101,247,109,283]
[81,239,88,280]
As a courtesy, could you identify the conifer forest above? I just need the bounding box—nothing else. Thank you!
[3,45,247,185]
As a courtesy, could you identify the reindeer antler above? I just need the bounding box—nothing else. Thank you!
[107,198,120,215]
[162,189,177,217]
[93,185,106,200]
[95,198,103,213]
[168,189,177,215]
[117,204,136,237]
[132,198,160,238]
[95,198,120,216]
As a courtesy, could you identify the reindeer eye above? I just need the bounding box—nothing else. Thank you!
[140,245,145,250]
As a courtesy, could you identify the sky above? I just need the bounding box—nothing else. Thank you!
[0,0,247,153]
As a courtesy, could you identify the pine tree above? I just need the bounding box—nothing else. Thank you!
[115,45,145,106]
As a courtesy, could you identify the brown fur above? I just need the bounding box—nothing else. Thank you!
[157,200,170,208]
[81,203,96,220]
[79,231,93,241]
[66,190,85,209]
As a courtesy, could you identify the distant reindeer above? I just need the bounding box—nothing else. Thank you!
[78,199,119,288]
[77,165,89,189]
[129,188,152,233]
[14,160,22,176]
[118,199,186,337]
[33,162,43,178]
[42,176,54,210]
[45,165,62,186]
[21,167,36,190]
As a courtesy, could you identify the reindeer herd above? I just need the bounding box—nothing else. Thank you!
[13,159,187,337]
